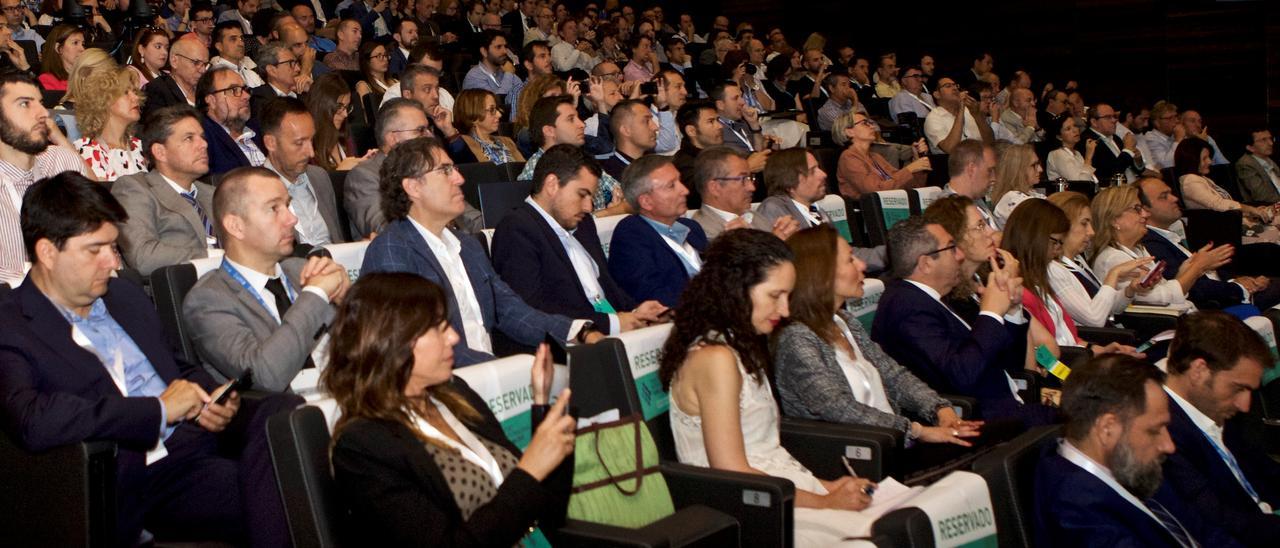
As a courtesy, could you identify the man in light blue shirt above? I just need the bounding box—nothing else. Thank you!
[461,30,520,95]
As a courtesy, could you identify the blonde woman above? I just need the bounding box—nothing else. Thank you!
[990,143,1045,229]
[61,48,117,107]
[832,110,929,199]
[73,67,146,181]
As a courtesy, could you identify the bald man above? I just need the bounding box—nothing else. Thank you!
[142,39,211,120]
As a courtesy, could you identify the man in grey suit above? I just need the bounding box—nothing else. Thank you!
[112,106,219,276]
[688,146,797,241]
[260,97,347,248]
[1236,129,1280,203]
[184,167,350,392]
[756,148,887,271]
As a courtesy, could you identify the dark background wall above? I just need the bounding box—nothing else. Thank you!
[669,0,1278,158]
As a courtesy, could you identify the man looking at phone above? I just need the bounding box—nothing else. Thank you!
[0,173,296,546]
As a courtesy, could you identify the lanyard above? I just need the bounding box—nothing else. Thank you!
[720,117,753,151]
[221,259,294,321]
[1199,426,1268,511]
[1061,257,1102,288]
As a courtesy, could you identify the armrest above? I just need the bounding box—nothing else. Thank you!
[1059,346,1091,368]
[1112,312,1177,341]
[940,394,977,420]
[1076,325,1137,346]
[0,434,117,547]
[556,519,669,547]
[660,462,793,548]
[1008,370,1040,404]
[556,505,739,547]
[778,416,902,481]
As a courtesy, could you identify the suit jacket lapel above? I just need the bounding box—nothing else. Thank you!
[308,167,343,242]
[146,171,207,241]
[16,281,125,393]
[221,269,279,326]
[523,204,588,297]
[395,221,469,340]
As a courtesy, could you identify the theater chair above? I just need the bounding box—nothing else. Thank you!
[151,257,224,363]
[477,180,533,228]
[0,433,116,547]
[971,425,1062,548]
[860,189,921,246]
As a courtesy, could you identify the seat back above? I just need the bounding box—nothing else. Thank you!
[326,170,353,242]
[150,257,222,364]
[613,324,675,422]
[453,354,568,449]
[477,180,533,229]
[1243,315,1279,360]
[266,406,345,548]
[595,214,628,258]
[912,186,944,211]
[568,325,677,459]
[971,425,1062,548]
[815,193,854,243]
[322,241,369,282]
[860,189,916,246]
[845,278,887,332]
[1184,208,1243,250]
[459,162,507,208]
[477,228,495,256]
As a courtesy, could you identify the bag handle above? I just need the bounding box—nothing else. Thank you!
[592,415,645,496]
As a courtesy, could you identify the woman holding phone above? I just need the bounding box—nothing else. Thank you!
[326,273,575,545]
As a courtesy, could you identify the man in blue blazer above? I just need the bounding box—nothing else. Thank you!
[491,144,667,337]
[607,155,709,307]
[197,67,266,179]
[362,137,603,366]
[1161,312,1280,546]
[871,216,1054,425]
[1034,354,1242,548]
[0,173,294,547]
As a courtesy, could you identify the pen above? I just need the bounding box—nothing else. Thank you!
[840,456,876,496]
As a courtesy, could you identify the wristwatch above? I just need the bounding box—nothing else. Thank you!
[574,321,598,344]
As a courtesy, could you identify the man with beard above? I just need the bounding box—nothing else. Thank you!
[260,98,345,249]
[198,67,265,177]
[111,107,217,276]
[0,71,85,285]
[1034,354,1242,547]
[460,30,519,95]
[387,18,419,76]
[1160,312,1280,546]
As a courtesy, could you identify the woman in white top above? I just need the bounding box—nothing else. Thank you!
[1175,137,1280,243]
[660,230,878,546]
[1045,191,1152,327]
[1090,185,1223,310]
[1045,116,1098,182]
[991,143,1045,229]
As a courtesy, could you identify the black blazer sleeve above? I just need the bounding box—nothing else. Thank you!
[1143,234,1245,308]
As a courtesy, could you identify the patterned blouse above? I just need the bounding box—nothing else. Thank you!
[75,137,147,181]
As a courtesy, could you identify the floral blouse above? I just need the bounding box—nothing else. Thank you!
[75,137,147,181]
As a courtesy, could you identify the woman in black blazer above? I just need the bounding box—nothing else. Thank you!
[324,272,576,546]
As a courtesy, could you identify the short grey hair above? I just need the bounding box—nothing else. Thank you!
[690,146,744,195]
[886,215,940,279]
[620,154,676,211]
[831,109,858,147]
[375,98,426,147]
[400,64,441,94]
[255,41,289,75]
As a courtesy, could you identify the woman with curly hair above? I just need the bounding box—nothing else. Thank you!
[306,73,365,171]
[73,66,146,181]
[660,229,879,547]
[61,48,116,107]
[127,28,170,87]
[38,24,85,91]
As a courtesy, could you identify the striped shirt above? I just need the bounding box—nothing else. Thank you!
[0,146,86,284]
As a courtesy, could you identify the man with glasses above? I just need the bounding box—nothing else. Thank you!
[924,76,992,154]
[142,38,209,120]
[872,216,1057,425]
[259,97,346,250]
[1084,102,1145,183]
[210,21,264,89]
[1237,130,1280,203]
[1142,100,1184,171]
[1,0,40,50]
[889,66,936,124]
[322,18,361,71]
[363,137,602,366]
[690,146,797,240]
[197,67,265,177]
[251,42,303,120]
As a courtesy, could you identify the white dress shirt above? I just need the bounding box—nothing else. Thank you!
[1092,244,1194,309]
[223,258,327,322]
[1165,386,1272,513]
[924,107,983,154]
[526,197,620,334]
[832,315,893,414]
[266,161,332,246]
[1048,257,1129,328]
[408,217,492,353]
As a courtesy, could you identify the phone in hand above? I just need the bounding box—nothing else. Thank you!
[207,369,252,410]
[1139,260,1167,288]
[656,307,676,322]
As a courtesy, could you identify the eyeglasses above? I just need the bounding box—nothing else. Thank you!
[967,221,991,234]
[273,59,301,68]
[421,163,458,177]
[1124,203,1147,214]
[212,84,248,97]
[1094,114,1118,121]
[938,82,958,90]
[174,53,210,70]
[924,243,958,256]
[336,101,354,114]
[901,73,924,79]
[1,6,23,12]
[597,70,622,80]
[1048,236,1064,248]
[1157,114,1178,121]
[712,174,756,184]
[192,16,213,23]
[853,118,876,128]
[484,106,501,115]
[391,125,431,137]
[370,52,389,60]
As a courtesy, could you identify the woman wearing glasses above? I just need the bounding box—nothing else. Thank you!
[37,25,84,91]
[73,66,146,181]
[356,42,397,104]
[832,110,929,199]
[1045,191,1152,328]
[127,28,169,87]
[453,89,524,165]
[990,144,1045,229]
[307,73,368,171]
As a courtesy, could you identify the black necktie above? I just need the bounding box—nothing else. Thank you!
[807,204,823,226]
[265,277,315,369]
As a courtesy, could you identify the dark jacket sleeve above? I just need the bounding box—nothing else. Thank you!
[1145,235,1246,308]
[491,212,611,328]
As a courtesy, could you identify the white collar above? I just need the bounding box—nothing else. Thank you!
[525,196,575,238]
[159,172,196,196]
[225,257,284,288]
[408,215,460,256]
[1164,385,1222,440]
[703,203,747,222]
[1057,439,1165,525]
[904,279,945,302]
[1145,224,1190,256]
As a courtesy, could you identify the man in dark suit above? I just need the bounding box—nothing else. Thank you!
[1034,354,1242,548]
[142,38,209,120]
[492,144,667,336]
[1161,312,1280,546]
[500,0,537,50]
[197,67,266,178]
[608,155,708,307]
[388,18,418,76]
[250,41,303,120]
[1079,102,1146,184]
[871,216,1053,425]
[0,173,295,547]
[361,137,603,366]
[261,97,347,247]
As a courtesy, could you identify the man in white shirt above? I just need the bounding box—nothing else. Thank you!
[924,76,993,154]
[1142,100,1184,171]
[210,22,264,89]
[1179,110,1229,166]
[999,88,1040,144]
[550,18,600,72]
[1161,311,1280,545]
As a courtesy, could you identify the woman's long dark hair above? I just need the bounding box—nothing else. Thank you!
[659,230,795,389]
[785,225,842,344]
[1173,137,1211,181]
[323,273,481,445]
[1001,198,1071,300]
[306,73,353,171]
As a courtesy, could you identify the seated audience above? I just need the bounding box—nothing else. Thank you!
[690,146,798,240]
[990,143,1045,229]
[714,81,768,154]
[181,2,216,49]
[36,24,83,91]
[1045,191,1150,328]
[1046,116,1098,182]
[185,167,349,392]
[659,229,880,546]
[1236,129,1280,203]
[126,28,170,88]
[1177,137,1280,243]
[518,95,625,214]
[0,72,87,285]
[1142,100,1182,172]
[73,67,147,181]
[815,72,857,133]
[774,224,981,450]
[888,65,935,123]
[940,139,1000,230]
[250,42,305,118]
[1081,102,1145,184]
[924,76,992,154]
[1000,88,1040,145]
[326,273,573,546]
[388,18,419,76]
[1034,354,1239,547]
[111,106,217,276]
[142,38,210,119]
[362,137,599,366]
[672,100,728,190]
[377,42,454,110]
[462,30,520,95]
[454,88,525,164]
[608,155,707,307]
[0,172,295,547]
[346,99,427,238]
[1162,311,1280,547]
[833,110,929,199]
[551,18,600,72]
[306,73,362,171]
[1179,110,1229,165]
[599,99,657,181]
[261,97,346,248]
[325,19,362,72]
[872,216,1055,425]
[210,21,264,89]
[491,144,666,335]
[197,67,265,177]
[512,73,565,144]
[922,194,1000,320]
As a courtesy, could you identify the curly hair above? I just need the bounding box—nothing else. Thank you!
[659,229,795,389]
[380,136,446,221]
[305,73,353,171]
[75,67,142,141]
[514,73,564,131]
[323,273,482,448]
[62,48,117,106]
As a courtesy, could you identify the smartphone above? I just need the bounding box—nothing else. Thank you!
[639,81,659,95]
[1139,260,1167,288]
[656,308,676,322]
[208,369,252,410]
[543,333,569,365]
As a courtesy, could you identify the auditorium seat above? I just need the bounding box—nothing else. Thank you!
[322,241,370,282]
[595,214,628,258]
[476,179,533,228]
[0,433,116,547]
[150,256,224,364]
[972,425,1062,548]
[860,188,920,246]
